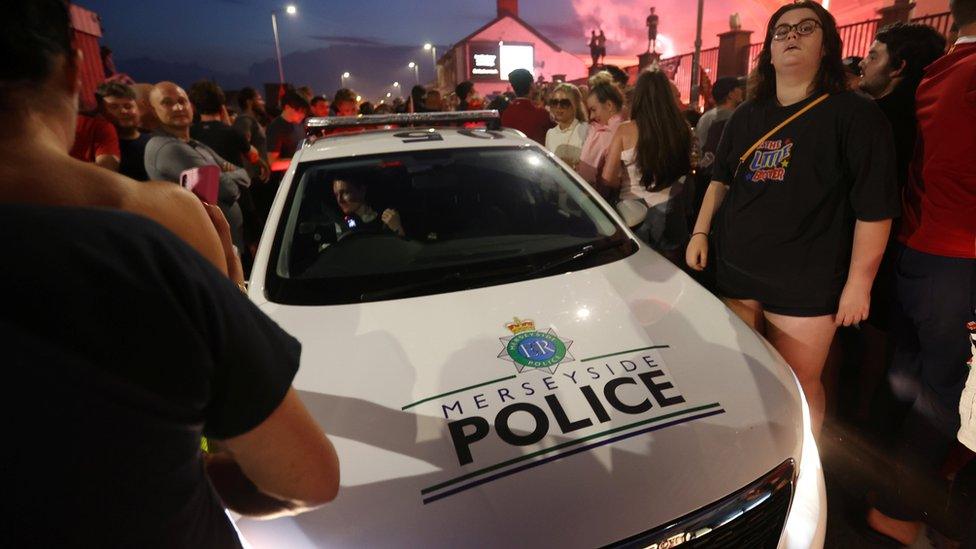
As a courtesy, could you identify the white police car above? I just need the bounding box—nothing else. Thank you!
[238,111,826,548]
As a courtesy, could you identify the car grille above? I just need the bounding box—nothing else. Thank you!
[607,459,795,549]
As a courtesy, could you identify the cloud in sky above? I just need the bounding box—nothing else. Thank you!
[307,35,389,47]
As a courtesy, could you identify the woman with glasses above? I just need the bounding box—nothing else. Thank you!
[544,84,589,169]
[576,82,624,192]
[685,0,898,436]
[602,69,692,257]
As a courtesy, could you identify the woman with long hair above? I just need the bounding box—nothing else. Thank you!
[576,82,624,191]
[544,83,589,169]
[603,69,692,254]
[685,1,898,436]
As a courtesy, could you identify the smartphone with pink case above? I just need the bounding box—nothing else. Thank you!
[179,165,220,204]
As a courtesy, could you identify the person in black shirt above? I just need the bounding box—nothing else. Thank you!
[686,0,899,436]
[0,5,340,544]
[859,23,946,189]
[2,204,340,548]
[259,91,308,222]
[189,79,257,269]
[849,24,945,421]
[333,177,404,238]
[267,91,309,168]
[189,80,251,169]
[96,81,150,181]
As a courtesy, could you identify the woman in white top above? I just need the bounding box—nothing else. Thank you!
[603,69,692,256]
[544,84,589,169]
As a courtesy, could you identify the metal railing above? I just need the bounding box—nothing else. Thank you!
[910,11,953,35]
[659,46,719,104]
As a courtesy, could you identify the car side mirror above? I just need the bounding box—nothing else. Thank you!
[616,199,648,229]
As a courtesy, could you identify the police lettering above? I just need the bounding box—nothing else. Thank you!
[447,370,686,466]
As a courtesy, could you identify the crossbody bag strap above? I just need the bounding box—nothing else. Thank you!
[734,93,830,178]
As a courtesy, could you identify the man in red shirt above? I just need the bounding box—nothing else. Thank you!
[500,69,553,144]
[69,112,120,172]
[868,0,976,544]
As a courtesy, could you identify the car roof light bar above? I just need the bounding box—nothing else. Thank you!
[304,110,499,135]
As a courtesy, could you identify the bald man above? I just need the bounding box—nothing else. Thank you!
[145,82,249,252]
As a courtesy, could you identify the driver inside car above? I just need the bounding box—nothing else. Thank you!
[332,177,405,238]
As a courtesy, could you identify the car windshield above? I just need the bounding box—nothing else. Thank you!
[266,145,636,305]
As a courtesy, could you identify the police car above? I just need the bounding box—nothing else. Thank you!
[238,111,826,548]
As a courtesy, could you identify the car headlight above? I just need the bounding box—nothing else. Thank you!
[779,371,827,549]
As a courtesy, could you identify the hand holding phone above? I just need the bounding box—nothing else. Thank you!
[179,165,220,204]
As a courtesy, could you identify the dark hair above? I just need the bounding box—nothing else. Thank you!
[188,80,226,115]
[455,81,474,100]
[952,0,976,27]
[333,88,357,105]
[631,70,692,190]
[875,22,947,87]
[280,91,309,112]
[310,95,328,106]
[748,1,847,102]
[603,65,629,87]
[0,0,73,107]
[711,76,744,104]
[508,69,534,97]
[237,87,259,110]
[588,82,624,110]
[95,81,136,103]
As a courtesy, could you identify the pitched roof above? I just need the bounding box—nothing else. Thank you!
[442,13,565,60]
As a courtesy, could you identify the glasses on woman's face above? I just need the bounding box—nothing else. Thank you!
[772,18,821,41]
[548,98,573,109]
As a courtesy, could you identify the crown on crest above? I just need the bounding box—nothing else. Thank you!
[506,317,536,335]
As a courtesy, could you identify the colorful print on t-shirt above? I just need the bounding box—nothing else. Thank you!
[747,138,793,182]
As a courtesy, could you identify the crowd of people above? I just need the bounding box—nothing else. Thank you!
[3,0,975,546]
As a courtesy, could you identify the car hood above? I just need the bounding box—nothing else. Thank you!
[237,249,803,548]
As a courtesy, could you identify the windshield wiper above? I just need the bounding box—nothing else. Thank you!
[358,238,628,302]
[521,238,628,278]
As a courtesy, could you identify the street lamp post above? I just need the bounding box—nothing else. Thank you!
[270,4,298,91]
[340,71,350,89]
[690,0,705,110]
[408,62,419,85]
[424,43,437,84]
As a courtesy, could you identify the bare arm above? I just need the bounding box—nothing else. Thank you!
[212,388,340,518]
[685,181,729,271]
[601,129,625,189]
[692,180,729,234]
[835,218,891,326]
[122,182,229,276]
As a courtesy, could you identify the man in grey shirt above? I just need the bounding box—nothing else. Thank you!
[145,82,250,252]
[695,76,745,151]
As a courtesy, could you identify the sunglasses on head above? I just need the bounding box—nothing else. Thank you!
[547,98,573,109]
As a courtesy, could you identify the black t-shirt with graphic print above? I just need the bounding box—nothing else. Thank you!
[711,91,899,310]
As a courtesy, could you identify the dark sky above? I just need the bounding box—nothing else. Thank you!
[79,0,947,100]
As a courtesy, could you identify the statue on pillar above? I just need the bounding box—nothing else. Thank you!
[589,30,606,67]
[646,7,659,53]
[729,12,742,31]
[589,30,599,67]
[596,30,607,64]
